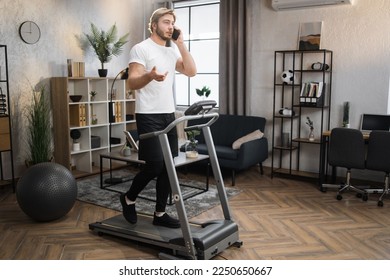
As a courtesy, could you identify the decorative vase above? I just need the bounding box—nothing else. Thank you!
[98,69,108,77]
[308,128,315,141]
[185,140,198,158]
[281,132,290,147]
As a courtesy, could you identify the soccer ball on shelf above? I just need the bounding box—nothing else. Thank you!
[280,70,294,85]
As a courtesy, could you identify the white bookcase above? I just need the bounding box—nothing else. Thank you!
[51,77,136,177]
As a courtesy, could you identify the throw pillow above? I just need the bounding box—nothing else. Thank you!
[232,129,264,150]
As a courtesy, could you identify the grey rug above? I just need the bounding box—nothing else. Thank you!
[77,169,241,218]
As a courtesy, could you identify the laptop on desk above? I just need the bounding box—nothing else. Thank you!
[360,114,390,133]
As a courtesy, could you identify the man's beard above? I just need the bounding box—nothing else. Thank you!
[155,26,170,41]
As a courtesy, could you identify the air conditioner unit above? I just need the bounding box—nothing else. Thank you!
[272,0,353,11]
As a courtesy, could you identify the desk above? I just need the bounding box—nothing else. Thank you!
[100,151,210,204]
[319,130,370,188]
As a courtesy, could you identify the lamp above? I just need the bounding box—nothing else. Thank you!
[105,67,129,185]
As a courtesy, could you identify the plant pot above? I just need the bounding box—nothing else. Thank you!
[185,140,198,158]
[98,69,108,77]
[72,142,80,151]
[122,146,131,156]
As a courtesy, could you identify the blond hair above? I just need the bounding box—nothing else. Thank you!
[148,8,176,34]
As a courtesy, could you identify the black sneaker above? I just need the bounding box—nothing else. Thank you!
[120,194,137,224]
[153,213,180,228]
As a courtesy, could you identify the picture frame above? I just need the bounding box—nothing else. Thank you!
[298,21,322,50]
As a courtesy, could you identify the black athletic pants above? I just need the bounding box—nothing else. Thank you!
[125,113,178,212]
[126,160,170,212]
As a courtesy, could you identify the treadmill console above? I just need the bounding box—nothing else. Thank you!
[184,100,217,116]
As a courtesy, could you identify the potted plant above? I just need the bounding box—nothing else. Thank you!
[70,129,81,151]
[90,90,97,101]
[306,116,315,141]
[196,86,211,99]
[25,85,52,166]
[79,23,129,77]
[185,130,200,158]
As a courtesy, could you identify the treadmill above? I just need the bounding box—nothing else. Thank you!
[89,100,242,260]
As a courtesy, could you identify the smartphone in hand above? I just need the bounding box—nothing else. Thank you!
[172,28,180,40]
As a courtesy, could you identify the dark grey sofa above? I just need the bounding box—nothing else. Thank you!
[187,114,268,186]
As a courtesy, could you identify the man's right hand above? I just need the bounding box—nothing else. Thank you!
[128,63,168,90]
[149,66,168,82]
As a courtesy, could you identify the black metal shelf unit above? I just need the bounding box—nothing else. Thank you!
[0,45,15,191]
[271,49,333,181]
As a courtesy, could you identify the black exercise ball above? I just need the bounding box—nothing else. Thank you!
[16,162,77,222]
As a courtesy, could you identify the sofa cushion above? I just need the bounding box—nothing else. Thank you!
[197,143,239,160]
[188,114,267,147]
[232,129,264,150]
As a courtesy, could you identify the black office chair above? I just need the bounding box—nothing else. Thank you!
[365,131,390,207]
[322,128,367,201]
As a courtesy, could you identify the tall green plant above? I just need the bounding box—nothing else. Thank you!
[26,86,52,165]
[81,23,129,69]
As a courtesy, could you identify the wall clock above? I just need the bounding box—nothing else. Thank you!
[19,21,41,44]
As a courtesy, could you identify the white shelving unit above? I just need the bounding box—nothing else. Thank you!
[51,77,136,177]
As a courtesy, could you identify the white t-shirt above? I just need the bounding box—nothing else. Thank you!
[129,38,180,114]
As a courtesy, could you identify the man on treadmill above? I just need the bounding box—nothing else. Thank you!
[120,8,197,228]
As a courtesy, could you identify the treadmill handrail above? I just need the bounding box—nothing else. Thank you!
[139,112,219,140]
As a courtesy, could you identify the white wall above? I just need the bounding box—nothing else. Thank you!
[251,0,390,175]
[0,0,149,177]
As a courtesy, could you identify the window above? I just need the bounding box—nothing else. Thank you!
[173,0,220,106]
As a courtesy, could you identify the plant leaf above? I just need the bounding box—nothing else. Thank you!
[205,87,211,97]
[26,85,52,164]
[79,23,129,67]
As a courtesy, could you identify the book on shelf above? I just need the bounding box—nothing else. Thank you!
[115,102,122,122]
[109,101,122,123]
[308,83,316,97]
[299,82,325,107]
[109,102,115,123]
[300,82,324,98]
[300,83,310,97]
[69,104,86,127]
[67,60,85,77]
[317,82,324,97]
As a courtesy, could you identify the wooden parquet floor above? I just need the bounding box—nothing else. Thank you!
[1,166,390,260]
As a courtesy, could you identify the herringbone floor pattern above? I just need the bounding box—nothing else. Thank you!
[1,166,389,260]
